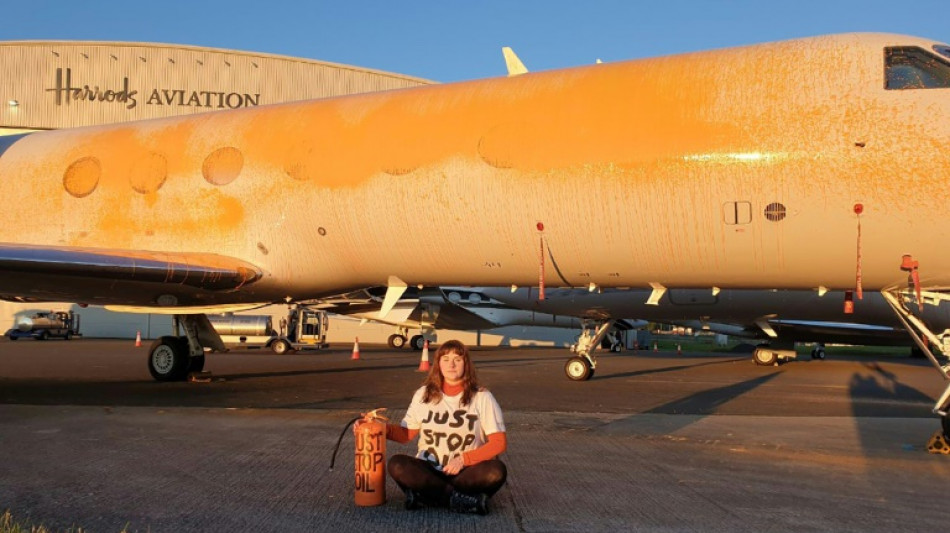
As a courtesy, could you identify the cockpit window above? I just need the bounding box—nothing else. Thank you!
[935,45,950,61]
[885,46,950,90]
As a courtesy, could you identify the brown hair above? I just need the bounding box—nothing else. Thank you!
[421,339,480,406]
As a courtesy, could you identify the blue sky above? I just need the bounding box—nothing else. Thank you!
[5,1,948,82]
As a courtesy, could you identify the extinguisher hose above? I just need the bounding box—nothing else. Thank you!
[328,415,363,471]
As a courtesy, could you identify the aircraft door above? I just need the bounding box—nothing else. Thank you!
[721,201,756,269]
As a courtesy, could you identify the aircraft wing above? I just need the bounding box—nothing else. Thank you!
[671,317,908,346]
[0,242,262,307]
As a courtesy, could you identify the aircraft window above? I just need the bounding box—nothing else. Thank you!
[884,46,950,90]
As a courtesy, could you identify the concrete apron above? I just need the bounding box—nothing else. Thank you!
[0,405,948,532]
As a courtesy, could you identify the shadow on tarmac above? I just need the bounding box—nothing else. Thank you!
[593,357,749,381]
[849,361,939,449]
[845,362,943,508]
[848,362,937,411]
[645,373,781,415]
[595,373,782,435]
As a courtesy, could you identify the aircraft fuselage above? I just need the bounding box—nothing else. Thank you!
[1,33,948,307]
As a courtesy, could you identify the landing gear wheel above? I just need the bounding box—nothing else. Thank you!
[64,331,72,340]
[943,415,950,440]
[410,335,425,351]
[188,355,205,373]
[388,334,407,349]
[811,347,825,360]
[38,331,48,341]
[565,357,593,381]
[148,336,190,381]
[271,339,291,355]
[8,335,16,341]
[753,347,777,366]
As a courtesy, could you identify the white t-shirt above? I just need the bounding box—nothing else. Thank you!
[401,386,505,469]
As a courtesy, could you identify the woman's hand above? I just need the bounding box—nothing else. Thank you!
[443,454,465,475]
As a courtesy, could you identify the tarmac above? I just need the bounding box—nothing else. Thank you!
[2,340,949,532]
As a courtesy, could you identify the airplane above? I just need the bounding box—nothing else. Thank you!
[315,286,638,349]
[1,33,949,437]
[478,286,950,375]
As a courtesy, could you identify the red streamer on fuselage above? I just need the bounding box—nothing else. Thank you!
[538,235,545,301]
[855,217,863,300]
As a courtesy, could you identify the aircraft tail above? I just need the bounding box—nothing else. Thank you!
[502,47,528,76]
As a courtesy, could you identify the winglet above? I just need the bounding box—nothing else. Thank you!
[502,47,529,76]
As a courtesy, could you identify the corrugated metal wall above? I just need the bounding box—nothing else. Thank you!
[0,41,433,130]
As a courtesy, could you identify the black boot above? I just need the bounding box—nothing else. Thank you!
[403,488,423,510]
[449,491,488,515]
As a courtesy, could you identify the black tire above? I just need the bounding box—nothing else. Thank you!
[564,357,593,381]
[271,339,291,355]
[410,335,425,351]
[148,336,190,381]
[942,415,950,439]
[38,331,48,341]
[388,334,407,349]
[753,347,777,366]
[65,331,72,340]
[8,335,16,341]
[188,355,206,373]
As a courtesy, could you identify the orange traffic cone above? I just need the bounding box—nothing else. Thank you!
[135,331,142,347]
[351,337,360,360]
[417,340,430,372]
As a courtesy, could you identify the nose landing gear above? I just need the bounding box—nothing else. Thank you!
[882,289,950,450]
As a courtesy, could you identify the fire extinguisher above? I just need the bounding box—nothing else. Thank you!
[330,408,388,506]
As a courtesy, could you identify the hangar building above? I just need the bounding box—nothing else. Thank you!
[0,40,431,134]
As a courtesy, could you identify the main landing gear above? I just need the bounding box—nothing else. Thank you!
[882,289,950,450]
[147,314,226,382]
[387,333,407,349]
[387,327,431,351]
[564,320,616,381]
[752,344,796,366]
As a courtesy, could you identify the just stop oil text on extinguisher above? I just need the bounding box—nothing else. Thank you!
[330,408,388,507]
[354,409,387,506]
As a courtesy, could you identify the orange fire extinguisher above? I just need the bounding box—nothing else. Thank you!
[330,408,388,506]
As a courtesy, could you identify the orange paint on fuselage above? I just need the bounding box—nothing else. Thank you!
[0,33,949,306]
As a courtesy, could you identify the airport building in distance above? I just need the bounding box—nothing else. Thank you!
[0,41,577,346]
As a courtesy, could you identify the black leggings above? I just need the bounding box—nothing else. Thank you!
[388,454,507,506]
